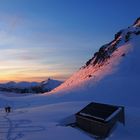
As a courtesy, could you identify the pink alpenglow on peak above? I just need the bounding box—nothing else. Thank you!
[52,18,140,93]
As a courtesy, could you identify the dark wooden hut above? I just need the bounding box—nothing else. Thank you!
[75,102,125,138]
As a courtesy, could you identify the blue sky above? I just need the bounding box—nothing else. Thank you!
[0,0,139,82]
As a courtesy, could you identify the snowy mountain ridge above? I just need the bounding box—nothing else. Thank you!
[53,17,140,92]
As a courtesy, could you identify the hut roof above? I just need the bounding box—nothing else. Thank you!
[76,102,123,122]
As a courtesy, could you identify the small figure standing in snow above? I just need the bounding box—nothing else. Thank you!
[5,106,11,113]
[7,106,11,113]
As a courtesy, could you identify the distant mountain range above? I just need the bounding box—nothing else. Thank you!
[0,78,63,93]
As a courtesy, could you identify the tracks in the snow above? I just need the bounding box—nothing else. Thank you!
[4,114,13,140]
[0,110,45,140]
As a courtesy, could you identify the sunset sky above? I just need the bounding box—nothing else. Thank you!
[0,0,139,82]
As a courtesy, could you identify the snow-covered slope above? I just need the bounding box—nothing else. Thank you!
[40,78,63,91]
[53,17,140,98]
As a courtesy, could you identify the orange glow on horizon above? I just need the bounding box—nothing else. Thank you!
[0,69,70,83]
[0,73,68,83]
[0,47,74,83]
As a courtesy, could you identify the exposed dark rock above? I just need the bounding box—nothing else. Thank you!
[84,18,140,69]
[135,31,140,35]
[88,75,92,78]
[125,32,131,42]
[121,53,126,57]
[114,30,123,39]
[133,17,140,27]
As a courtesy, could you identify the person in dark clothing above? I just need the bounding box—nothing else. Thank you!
[5,106,11,113]
[7,106,11,113]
